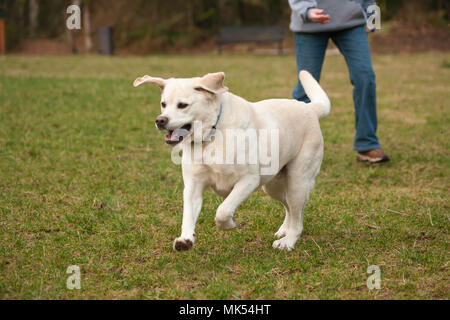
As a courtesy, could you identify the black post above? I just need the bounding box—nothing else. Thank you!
[98,26,114,55]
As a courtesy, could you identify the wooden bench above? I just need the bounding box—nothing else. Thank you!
[217,26,284,55]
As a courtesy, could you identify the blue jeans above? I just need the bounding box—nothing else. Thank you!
[293,25,381,152]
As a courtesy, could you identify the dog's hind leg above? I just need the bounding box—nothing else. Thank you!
[262,167,290,239]
[272,143,323,251]
[272,182,308,251]
[274,204,290,239]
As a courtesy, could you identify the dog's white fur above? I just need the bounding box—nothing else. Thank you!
[134,71,330,251]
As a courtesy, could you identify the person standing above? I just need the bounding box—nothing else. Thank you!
[289,0,389,163]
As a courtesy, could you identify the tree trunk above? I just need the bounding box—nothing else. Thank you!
[66,0,80,54]
[29,0,39,37]
[83,1,93,52]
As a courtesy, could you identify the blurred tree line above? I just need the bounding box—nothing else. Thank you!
[0,0,448,52]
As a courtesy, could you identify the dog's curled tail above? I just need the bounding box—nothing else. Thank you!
[299,70,331,120]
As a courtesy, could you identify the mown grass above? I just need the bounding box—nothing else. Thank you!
[0,52,448,299]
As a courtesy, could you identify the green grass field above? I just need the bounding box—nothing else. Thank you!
[0,53,448,299]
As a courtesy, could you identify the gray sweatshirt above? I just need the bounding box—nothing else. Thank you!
[289,0,376,33]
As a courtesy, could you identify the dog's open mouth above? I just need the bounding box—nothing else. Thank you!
[165,123,192,145]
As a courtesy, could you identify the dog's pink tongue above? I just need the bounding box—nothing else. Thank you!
[165,128,188,144]
[165,131,180,143]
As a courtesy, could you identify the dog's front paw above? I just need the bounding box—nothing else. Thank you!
[272,236,296,251]
[215,217,236,230]
[173,236,195,252]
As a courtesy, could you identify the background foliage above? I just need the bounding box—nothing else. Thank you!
[0,0,448,52]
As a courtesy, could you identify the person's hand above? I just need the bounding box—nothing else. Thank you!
[308,9,330,24]
[365,25,376,34]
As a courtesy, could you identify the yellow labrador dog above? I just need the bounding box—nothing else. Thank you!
[133,71,330,251]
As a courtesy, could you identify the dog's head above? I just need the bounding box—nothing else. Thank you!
[134,72,228,145]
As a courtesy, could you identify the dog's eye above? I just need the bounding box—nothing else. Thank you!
[177,102,188,109]
[161,102,166,108]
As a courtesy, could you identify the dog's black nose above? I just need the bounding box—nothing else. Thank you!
[155,116,168,129]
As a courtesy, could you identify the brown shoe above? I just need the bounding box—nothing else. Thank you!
[357,149,390,164]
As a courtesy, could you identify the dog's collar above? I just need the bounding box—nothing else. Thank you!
[204,103,222,141]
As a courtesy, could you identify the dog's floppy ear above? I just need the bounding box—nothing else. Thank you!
[195,72,228,97]
[133,75,166,90]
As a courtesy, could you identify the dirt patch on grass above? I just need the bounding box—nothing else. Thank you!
[12,23,450,56]
[13,39,72,55]
[370,23,450,54]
